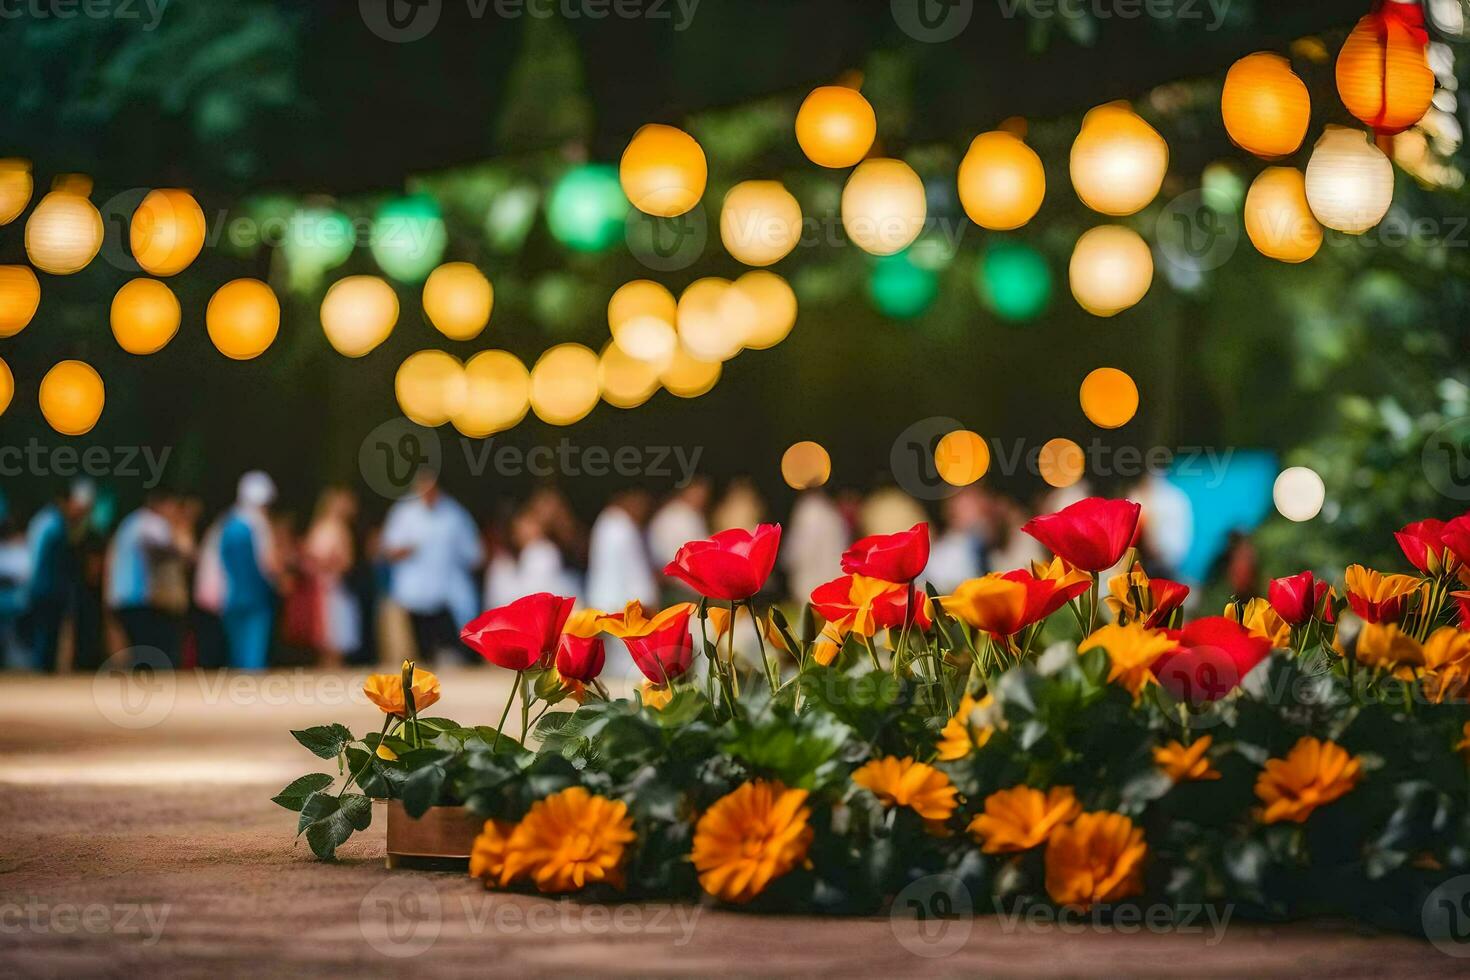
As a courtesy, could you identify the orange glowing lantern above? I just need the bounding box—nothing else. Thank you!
[1221,53,1311,159]
[1336,2,1435,134]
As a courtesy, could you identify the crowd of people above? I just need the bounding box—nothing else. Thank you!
[0,467,1195,674]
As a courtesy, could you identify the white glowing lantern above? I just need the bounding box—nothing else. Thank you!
[677,277,742,361]
[1273,466,1325,522]
[1068,225,1154,317]
[841,158,927,256]
[1304,125,1395,234]
[720,180,803,267]
[729,271,797,350]
[1070,102,1169,217]
[321,275,400,357]
[26,189,103,275]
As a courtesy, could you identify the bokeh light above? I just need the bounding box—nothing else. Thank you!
[395,351,466,428]
[677,278,742,361]
[1070,102,1168,216]
[26,188,103,275]
[659,347,722,398]
[720,180,802,267]
[1069,225,1154,317]
[453,350,530,437]
[841,158,927,256]
[39,360,105,436]
[1273,466,1325,522]
[1304,125,1394,234]
[282,207,355,284]
[207,279,280,360]
[370,194,448,283]
[111,279,180,355]
[0,356,11,417]
[1244,167,1322,263]
[781,440,832,490]
[957,131,1045,230]
[422,262,492,341]
[868,251,938,319]
[530,343,601,425]
[130,188,206,277]
[599,341,662,409]
[619,124,707,218]
[0,265,41,338]
[546,164,629,252]
[976,241,1051,322]
[321,275,400,357]
[935,430,990,486]
[1038,437,1085,489]
[1221,53,1311,159]
[1079,367,1139,429]
[0,159,32,225]
[795,85,876,169]
[730,271,797,350]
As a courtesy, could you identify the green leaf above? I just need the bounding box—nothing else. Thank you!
[303,793,373,860]
[290,723,354,759]
[271,773,334,811]
[297,790,339,835]
[402,764,448,818]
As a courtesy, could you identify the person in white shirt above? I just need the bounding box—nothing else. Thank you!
[586,489,657,613]
[106,491,185,667]
[381,470,484,664]
[924,486,992,592]
[649,478,711,596]
[782,489,849,606]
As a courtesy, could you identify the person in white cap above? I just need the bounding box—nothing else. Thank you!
[219,471,281,670]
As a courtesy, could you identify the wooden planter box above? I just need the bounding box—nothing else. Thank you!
[382,799,483,871]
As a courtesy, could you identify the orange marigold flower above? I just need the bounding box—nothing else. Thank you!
[851,756,959,821]
[1044,811,1148,910]
[1422,627,1470,703]
[968,785,1080,853]
[1254,736,1363,824]
[690,780,813,904]
[1153,735,1221,782]
[363,665,441,717]
[1078,623,1174,698]
[500,787,636,893]
[936,694,995,762]
[1225,597,1291,649]
[468,819,517,886]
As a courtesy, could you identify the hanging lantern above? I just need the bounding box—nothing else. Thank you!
[26,187,103,275]
[0,159,33,225]
[1273,466,1325,522]
[868,251,938,319]
[608,279,678,365]
[111,279,180,355]
[1221,53,1311,158]
[781,441,832,490]
[1337,2,1435,134]
[660,347,721,398]
[396,351,466,427]
[39,360,105,436]
[599,341,662,409]
[619,124,707,218]
[677,278,743,361]
[130,189,206,276]
[453,350,530,437]
[207,279,280,360]
[370,195,447,283]
[1069,225,1153,317]
[935,430,990,486]
[1304,125,1394,234]
[283,207,356,287]
[795,85,877,169]
[0,356,11,418]
[957,131,1046,230]
[1079,367,1139,429]
[530,343,601,425]
[1244,167,1323,262]
[841,158,927,256]
[730,271,797,350]
[720,180,802,266]
[0,266,40,338]
[546,163,629,252]
[423,262,492,341]
[321,275,399,357]
[1070,102,1169,216]
[975,241,1052,323]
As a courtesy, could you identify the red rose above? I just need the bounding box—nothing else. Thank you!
[1153,616,1271,704]
[1142,577,1190,629]
[663,524,782,601]
[602,602,697,684]
[840,522,931,582]
[1395,519,1454,574]
[555,633,605,683]
[460,593,574,671]
[1440,515,1470,569]
[870,583,933,633]
[1022,497,1142,572]
[1268,571,1331,626]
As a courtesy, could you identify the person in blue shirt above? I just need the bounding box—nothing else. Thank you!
[105,491,186,668]
[219,472,281,671]
[23,482,93,672]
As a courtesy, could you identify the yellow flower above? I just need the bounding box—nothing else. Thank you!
[1153,735,1220,782]
[501,787,636,893]
[851,756,959,821]
[1033,555,1093,593]
[968,785,1080,853]
[936,694,995,762]
[375,743,398,761]
[601,600,697,638]
[1354,622,1425,674]
[1344,565,1426,624]
[1254,736,1363,824]
[705,605,735,642]
[1226,597,1291,649]
[1044,811,1148,910]
[1422,627,1470,703]
[1078,623,1174,698]
[468,819,517,886]
[563,607,607,638]
[639,680,674,710]
[363,666,441,718]
[690,780,813,904]
[809,620,849,667]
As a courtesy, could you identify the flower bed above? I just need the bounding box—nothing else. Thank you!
[275,499,1470,936]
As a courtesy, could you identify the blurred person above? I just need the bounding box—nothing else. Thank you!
[987,496,1046,571]
[192,514,228,669]
[782,487,848,606]
[859,484,926,537]
[220,471,282,671]
[528,486,587,573]
[482,520,521,610]
[710,478,765,533]
[0,516,30,670]
[381,469,483,664]
[302,487,362,667]
[586,488,657,612]
[649,477,711,594]
[510,505,572,598]
[924,486,992,592]
[1213,530,1260,598]
[1129,472,1192,579]
[23,481,93,672]
[105,490,187,668]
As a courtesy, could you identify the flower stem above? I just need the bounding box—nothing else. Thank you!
[746,599,778,695]
[341,714,393,797]
[492,670,521,751]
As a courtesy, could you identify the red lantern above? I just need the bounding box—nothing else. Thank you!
[1336,0,1435,135]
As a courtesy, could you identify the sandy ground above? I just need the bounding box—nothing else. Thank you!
[0,668,1463,978]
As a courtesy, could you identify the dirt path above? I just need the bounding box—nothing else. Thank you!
[0,670,1461,978]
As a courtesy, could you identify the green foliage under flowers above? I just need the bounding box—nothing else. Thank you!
[275,636,1470,935]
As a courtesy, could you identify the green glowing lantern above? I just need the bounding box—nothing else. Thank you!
[976,241,1051,323]
[370,194,448,284]
[868,251,938,320]
[546,164,629,252]
[282,207,355,290]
